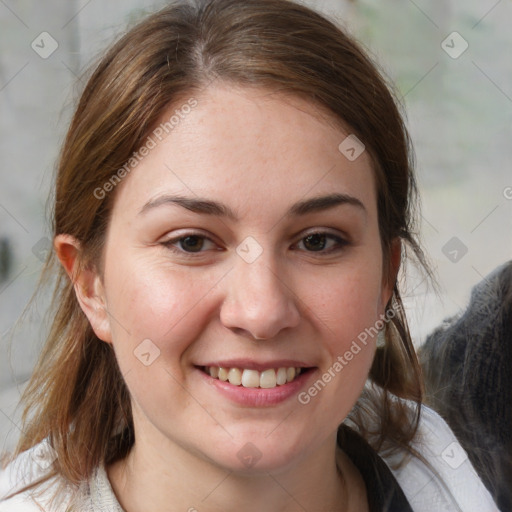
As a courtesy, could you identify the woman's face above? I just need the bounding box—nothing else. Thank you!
[85,85,395,472]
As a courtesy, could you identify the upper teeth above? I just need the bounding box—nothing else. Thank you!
[207,366,302,388]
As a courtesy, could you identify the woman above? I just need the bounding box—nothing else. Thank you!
[0,0,498,510]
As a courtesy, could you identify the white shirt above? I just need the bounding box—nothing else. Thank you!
[0,405,499,511]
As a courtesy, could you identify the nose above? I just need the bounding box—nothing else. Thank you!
[220,255,301,340]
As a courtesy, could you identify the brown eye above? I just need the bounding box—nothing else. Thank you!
[303,233,327,251]
[294,232,348,254]
[162,233,217,255]
[179,235,205,252]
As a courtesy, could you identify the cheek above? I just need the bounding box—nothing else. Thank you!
[301,258,384,349]
[294,262,382,424]
[103,256,223,364]
[102,260,226,416]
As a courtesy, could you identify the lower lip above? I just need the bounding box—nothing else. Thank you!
[196,368,315,407]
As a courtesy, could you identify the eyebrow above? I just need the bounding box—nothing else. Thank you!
[138,192,366,219]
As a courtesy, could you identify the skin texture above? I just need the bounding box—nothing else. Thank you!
[56,84,398,511]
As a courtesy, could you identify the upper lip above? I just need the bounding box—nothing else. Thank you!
[197,360,315,372]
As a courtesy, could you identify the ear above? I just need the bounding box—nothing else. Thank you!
[380,237,401,310]
[54,234,112,343]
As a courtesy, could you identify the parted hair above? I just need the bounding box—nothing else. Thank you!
[4,0,427,502]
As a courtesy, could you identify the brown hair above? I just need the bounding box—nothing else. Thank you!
[4,0,427,502]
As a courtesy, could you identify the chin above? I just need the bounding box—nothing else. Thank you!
[199,432,311,475]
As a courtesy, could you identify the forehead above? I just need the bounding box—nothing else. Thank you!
[111,84,377,220]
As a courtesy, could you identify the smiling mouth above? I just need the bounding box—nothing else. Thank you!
[200,366,311,389]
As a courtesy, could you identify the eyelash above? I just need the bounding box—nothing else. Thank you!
[161,231,349,257]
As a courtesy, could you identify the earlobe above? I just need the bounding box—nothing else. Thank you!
[54,234,112,343]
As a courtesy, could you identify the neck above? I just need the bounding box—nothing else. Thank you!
[107,427,364,512]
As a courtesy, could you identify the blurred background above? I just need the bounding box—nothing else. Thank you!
[1,0,511,454]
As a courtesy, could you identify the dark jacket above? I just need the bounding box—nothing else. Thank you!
[420,261,512,512]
